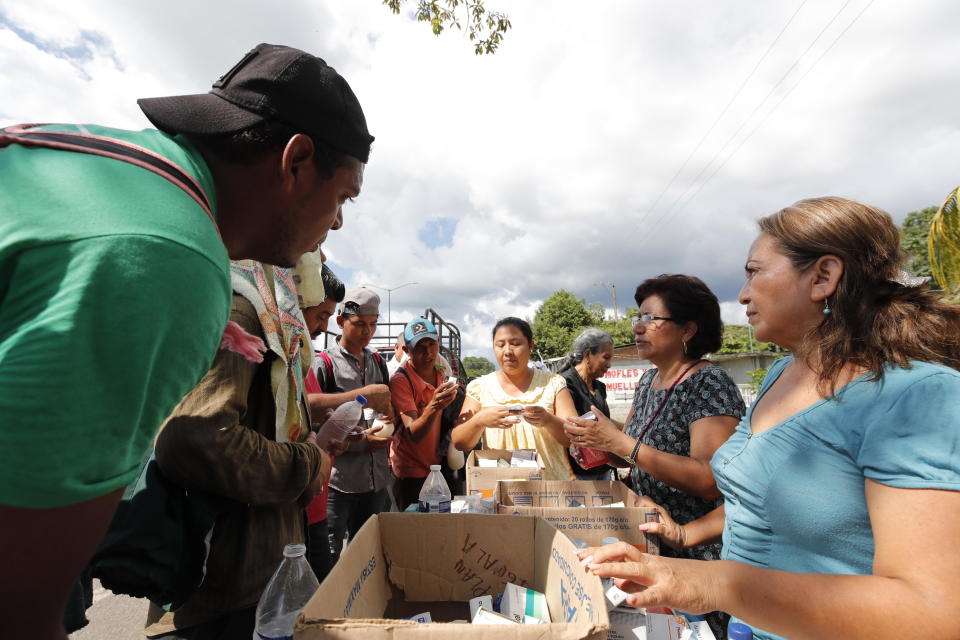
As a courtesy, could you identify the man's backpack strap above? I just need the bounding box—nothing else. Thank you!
[371,350,390,385]
[317,351,336,393]
[0,123,219,237]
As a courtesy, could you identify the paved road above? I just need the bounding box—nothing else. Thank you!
[70,580,150,640]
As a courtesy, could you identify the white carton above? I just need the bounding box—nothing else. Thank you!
[468,595,493,619]
[471,607,518,625]
[501,582,551,624]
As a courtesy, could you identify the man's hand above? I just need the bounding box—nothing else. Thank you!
[326,439,348,456]
[302,432,331,503]
[365,431,393,451]
[358,384,391,415]
[429,381,458,412]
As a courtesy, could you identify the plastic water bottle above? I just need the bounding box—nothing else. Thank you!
[728,621,754,639]
[253,543,320,640]
[418,464,452,512]
[317,394,367,448]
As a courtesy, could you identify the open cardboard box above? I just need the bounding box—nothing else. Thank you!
[465,449,544,498]
[296,513,608,639]
[495,481,660,553]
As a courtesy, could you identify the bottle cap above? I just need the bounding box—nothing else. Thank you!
[355,394,368,405]
[430,464,441,471]
[283,543,307,557]
[728,622,753,640]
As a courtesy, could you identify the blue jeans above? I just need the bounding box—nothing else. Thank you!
[326,488,389,563]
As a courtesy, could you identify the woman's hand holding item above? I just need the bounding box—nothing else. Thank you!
[476,405,517,429]
[521,404,557,427]
[563,407,633,455]
[636,496,686,551]
[577,542,724,615]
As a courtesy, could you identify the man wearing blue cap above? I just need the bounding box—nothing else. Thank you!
[388,318,460,510]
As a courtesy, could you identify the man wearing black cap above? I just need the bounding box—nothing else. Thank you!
[0,44,372,640]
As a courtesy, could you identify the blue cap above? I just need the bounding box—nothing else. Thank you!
[728,622,753,640]
[403,317,439,348]
[355,394,367,406]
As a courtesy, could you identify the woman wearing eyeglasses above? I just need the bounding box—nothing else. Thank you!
[576,199,960,640]
[565,274,744,636]
[565,275,744,554]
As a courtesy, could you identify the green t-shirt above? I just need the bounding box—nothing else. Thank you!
[0,124,231,508]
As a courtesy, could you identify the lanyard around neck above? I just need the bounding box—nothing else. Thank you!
[637,360,704,441]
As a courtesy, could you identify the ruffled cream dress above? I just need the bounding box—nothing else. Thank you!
[466,369,574,480]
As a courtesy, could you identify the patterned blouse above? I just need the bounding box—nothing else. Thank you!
[625,364,745,561]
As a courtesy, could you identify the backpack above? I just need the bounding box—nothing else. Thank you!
[315,349,389,394]
[1,125,227,609]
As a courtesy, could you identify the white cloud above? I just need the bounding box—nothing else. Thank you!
[3,0,958,360]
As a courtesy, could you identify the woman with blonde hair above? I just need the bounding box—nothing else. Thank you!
[580,197,960,640]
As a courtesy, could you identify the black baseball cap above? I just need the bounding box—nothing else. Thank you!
[138,43,374,163]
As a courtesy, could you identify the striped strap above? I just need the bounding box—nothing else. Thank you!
[0,123,219,236]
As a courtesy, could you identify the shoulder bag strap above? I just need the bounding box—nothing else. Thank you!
[0,124,219,237]
[636,360,705,441]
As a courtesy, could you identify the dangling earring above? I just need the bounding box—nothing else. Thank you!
[682,340,688,354]
[823,298,831,315]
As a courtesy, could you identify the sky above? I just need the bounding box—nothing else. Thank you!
[2,0,957,361]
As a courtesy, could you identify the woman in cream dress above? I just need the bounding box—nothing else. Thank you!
[452,317,577,480]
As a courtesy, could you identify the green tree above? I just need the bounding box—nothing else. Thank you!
[587,302,606,325]
[598,305,638,346]
[383,0,511,54]
[715,325,777,355]
[463,356,494,378]
[532,290,593,359]
[900,205,938,282]
[747,368,768,394]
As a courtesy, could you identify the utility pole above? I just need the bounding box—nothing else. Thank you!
[594,282,619,321]
[363,282,419,327]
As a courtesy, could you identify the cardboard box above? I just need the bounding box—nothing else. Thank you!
[465,449,544,498]
[296,513,609,639]
[494,481,660,553]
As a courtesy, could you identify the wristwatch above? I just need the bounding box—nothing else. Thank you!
[624,438,642,467]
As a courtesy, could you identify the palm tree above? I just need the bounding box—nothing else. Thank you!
[930,186,960,301]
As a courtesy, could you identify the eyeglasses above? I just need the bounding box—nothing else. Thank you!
[631,314,676,328]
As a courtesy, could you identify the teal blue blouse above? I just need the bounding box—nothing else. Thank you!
[711,357,960,640]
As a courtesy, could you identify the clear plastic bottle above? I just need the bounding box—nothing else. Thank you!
[252,543,320,640]
[728,621,754,640]
[418,464,452,512]
[317,394,367,448]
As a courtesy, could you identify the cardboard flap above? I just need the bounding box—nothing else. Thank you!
[380,513,536,601]
[495,481,660,553]
[305,514,391,619]
[534,519,607,628]
[295,619,603,639]
[497,480,626,508]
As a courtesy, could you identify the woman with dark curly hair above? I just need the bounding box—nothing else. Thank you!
[565,274,745,636]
